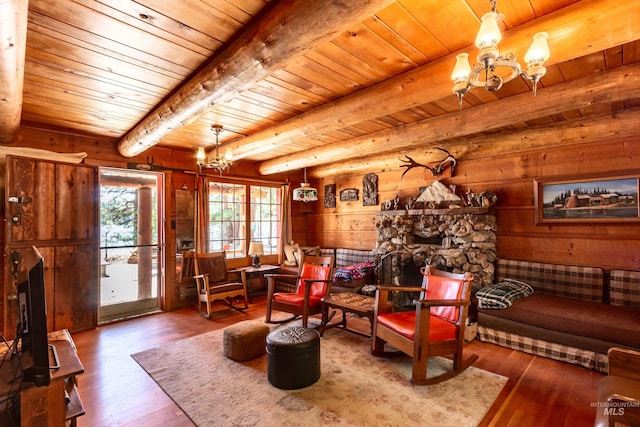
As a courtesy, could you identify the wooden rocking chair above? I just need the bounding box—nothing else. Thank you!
[371,265,478,385]
[194,251,248,318]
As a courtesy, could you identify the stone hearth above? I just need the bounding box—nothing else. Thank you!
[375,207,496,289]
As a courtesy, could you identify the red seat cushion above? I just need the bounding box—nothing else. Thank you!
[377,311,456,341]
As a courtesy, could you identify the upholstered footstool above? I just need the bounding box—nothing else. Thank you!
[223,320,270,361]
[266,326,320,389]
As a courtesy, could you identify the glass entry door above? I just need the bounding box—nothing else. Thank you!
[98,168,164,323]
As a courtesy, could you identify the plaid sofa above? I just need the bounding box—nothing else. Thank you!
[477,259,640,372]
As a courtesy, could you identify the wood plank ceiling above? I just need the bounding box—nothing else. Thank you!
[2,0,640,177]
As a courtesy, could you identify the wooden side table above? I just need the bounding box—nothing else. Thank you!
[321,293,377,338]
[0,329,85,426]
[234,265,279,301]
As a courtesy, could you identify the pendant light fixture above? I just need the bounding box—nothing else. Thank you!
[293,168,318,202]
[196,124,233,174]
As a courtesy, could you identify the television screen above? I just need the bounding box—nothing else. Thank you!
[16,246,51,387]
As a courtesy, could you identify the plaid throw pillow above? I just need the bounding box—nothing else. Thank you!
[476,279,534,309]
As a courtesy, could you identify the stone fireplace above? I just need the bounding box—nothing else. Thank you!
[375,207,497,292]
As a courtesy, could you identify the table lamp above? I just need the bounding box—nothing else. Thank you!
[248,241,264,267]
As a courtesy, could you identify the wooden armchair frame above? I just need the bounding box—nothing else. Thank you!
[193,251,248,318]
[371,265,478,385]
[595,347,640,427]
[265,254,334,327]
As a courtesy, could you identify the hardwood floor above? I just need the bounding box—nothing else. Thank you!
[71,298,603,427]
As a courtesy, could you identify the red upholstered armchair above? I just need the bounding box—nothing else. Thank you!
[371,265,478,385]
[265,254,334,328]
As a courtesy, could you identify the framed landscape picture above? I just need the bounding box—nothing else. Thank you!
[534,175,640,224]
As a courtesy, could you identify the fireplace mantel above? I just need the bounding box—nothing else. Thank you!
[376,206,491,216]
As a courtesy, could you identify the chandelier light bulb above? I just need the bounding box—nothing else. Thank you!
[524,32,550,65]
[196,147,206,163]
[451,53,471,82]
[475,12,502,50]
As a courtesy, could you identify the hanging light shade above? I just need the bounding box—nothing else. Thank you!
[293,168,318,202]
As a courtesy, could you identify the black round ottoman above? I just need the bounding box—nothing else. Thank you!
[266,326,320,389]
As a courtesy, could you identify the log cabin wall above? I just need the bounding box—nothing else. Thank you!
[0,126,293,327]
[305,133,640,272]
[1,120,638,328]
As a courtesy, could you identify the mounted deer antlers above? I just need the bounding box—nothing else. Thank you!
[399,148,457,179]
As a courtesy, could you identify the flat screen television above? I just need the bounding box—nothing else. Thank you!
[16,246,55,387]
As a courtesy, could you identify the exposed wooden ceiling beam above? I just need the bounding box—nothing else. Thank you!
[311,107,640,178]
[116,0,395,158]
[0,0,28,144]
[258,62,640,175]
[232,0,640,161]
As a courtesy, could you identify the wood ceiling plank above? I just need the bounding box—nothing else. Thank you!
[303,51,374,91]
[387,109,430,124]
[20,109,129,136]
[331,23,417,78]
[26,32,181,91]
[528,0,581,17]
[117,0,397,157]
[31,0,211,67]
[249,79,319,113]
[22,80,148,120]
[24,58,163,108]
[84,0,221,55]
[557,52,606,81]
[603,46,623,69]
[216,0,272,16]
[372,2,447,61]
[222,97,293,123]
[21,91,138,128]
[399,0,477,53]
[27,17,190,81]
[361,15,429,66]
[314,42,388,83]
[491,0,536,29]
[98,0,221,55]
[102,0,244,45]
[347,119,393,134]
[281,56,361,98]
[377,115,412,127]
[238,89,300,116]
[623,40,640,65]
[272,65,338,101]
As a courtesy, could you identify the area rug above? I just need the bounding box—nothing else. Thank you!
[132,328,506,427]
